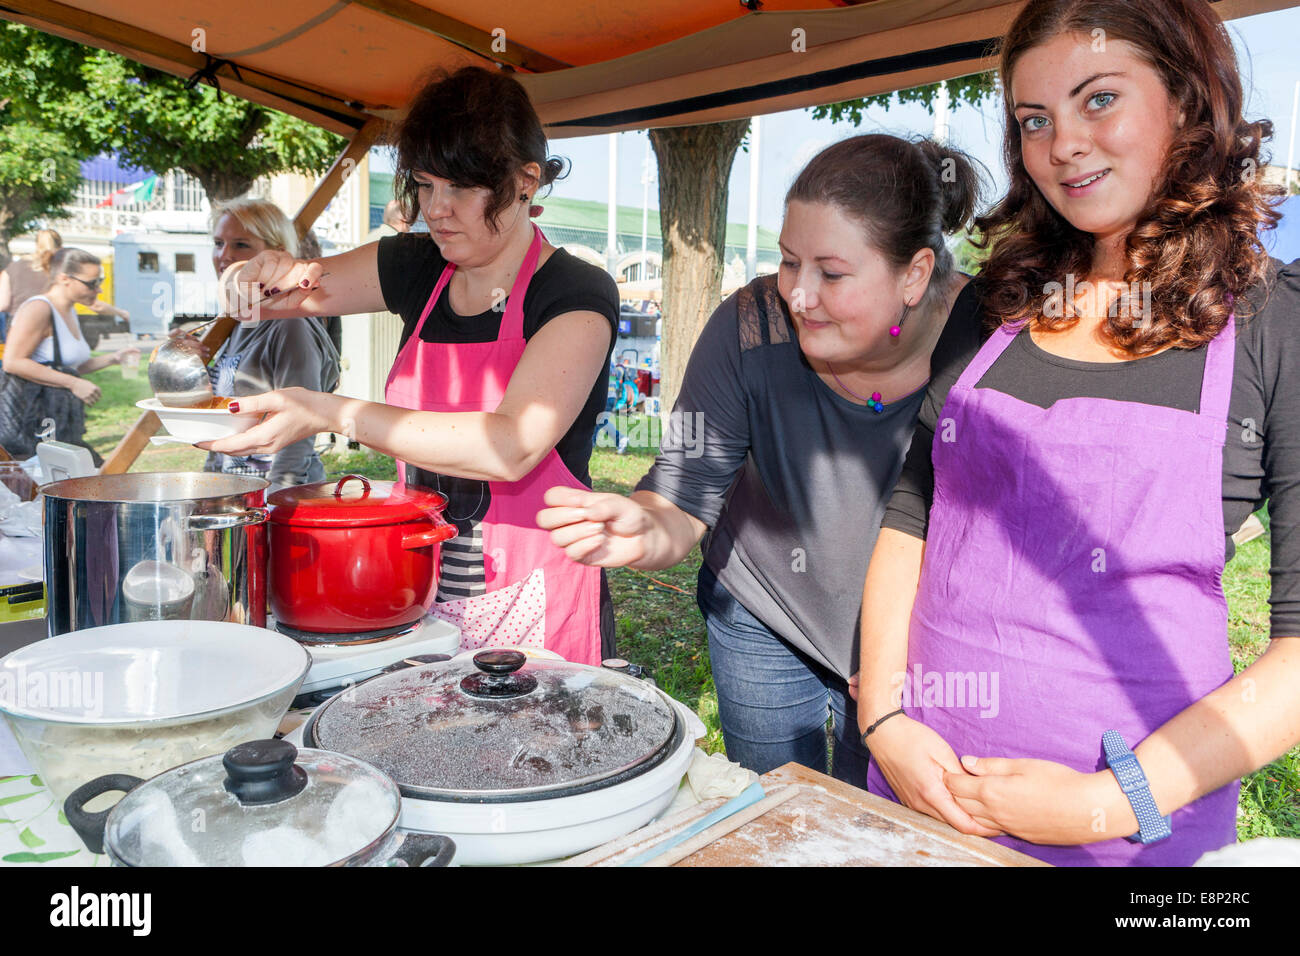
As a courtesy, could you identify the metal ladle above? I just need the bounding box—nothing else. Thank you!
[148,279,329,408]
[148,318,220,408]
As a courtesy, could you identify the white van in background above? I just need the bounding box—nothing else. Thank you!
[111,231,218,337]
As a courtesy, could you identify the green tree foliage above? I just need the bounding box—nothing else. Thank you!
[0,122,82,264]
[0,21,346,251]
[0,24,91,264]
[71,50,345,201]
[810,72,999,126]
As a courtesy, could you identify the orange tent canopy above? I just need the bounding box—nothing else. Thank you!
[2,0,1293,138]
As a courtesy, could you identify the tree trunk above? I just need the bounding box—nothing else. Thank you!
[185,165,257,202]
[649,120,750,420]
[184,107,265,202]
[0,203,22,270]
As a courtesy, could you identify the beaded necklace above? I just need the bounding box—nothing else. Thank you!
[824,301,911,413]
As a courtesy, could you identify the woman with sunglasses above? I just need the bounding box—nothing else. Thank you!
[0,248,138,461]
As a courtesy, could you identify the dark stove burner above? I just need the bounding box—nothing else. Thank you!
[276,618,421,646]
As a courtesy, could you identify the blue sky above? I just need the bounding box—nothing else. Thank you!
[524,5,1300,232]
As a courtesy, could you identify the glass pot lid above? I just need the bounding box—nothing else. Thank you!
[306,650,681,802]
[104,740,400,867]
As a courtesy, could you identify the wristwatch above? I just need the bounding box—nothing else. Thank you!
[1102,730,1171,845]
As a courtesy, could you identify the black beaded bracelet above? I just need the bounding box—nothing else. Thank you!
[859,708,905,748]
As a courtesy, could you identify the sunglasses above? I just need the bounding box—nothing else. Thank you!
[70,275,103,290]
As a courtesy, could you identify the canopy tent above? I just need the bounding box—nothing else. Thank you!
[4,0,1294,471]
[2,0,1293,139]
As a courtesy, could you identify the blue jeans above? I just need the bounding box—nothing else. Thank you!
[697,563,870,787]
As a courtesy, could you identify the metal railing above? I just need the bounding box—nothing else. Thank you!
[52,170,208,237]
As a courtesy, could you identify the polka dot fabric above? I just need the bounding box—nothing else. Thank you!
[428,568,547,652]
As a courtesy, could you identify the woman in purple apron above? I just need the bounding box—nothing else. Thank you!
[858,0,1300,865]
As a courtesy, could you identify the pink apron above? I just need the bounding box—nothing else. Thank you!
[867,314,1240,866]
[384,225,602,665]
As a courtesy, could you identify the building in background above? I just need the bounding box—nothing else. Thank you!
[366,171,782,295]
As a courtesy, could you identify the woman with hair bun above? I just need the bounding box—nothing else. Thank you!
[859,0,1300,865]
[0,230,64,335]
[538,134,982,784]
[206,67,620,665]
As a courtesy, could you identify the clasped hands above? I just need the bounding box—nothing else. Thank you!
[850,677,1133,845]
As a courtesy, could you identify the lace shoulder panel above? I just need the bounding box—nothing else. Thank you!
[736,273,792,352]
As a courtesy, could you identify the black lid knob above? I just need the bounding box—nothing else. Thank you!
[473,649,527,674]
[222,739,308,806]
[461,650,536,699]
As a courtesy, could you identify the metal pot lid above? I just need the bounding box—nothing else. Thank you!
[306,650,680,802]
[41,471,267,503]
[104,740,400,867]
[268,474,448,528]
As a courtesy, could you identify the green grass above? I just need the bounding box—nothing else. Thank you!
[77,380,1298,839]
[1227,509,1300,840]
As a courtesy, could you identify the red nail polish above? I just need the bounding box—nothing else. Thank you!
[300,278,311,289]
[269,287,280,295]
[228,402,240,413]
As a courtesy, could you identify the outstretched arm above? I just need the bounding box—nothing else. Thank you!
[203,308,612,483]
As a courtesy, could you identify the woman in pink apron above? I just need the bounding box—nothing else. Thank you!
[205,67,615,664]
[858,0,1300,865]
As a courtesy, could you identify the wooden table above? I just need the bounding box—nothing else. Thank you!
[570,762,1048,867]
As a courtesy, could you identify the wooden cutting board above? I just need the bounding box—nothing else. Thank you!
[572,762,1048,867]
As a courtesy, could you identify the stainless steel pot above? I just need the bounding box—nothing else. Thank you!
[43,473,268,636]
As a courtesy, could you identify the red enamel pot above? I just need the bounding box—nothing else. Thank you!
[267,475,457,635]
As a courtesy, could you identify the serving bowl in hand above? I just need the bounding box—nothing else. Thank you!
[137,398,261,444]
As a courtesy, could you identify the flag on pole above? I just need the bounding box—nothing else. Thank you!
[96,175,159,208]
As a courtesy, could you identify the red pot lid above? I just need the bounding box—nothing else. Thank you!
[268,475,448,528]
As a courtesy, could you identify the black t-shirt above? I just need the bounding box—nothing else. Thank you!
[376,233,620,652]
[377,232,619,485]
[882,257,1300,638]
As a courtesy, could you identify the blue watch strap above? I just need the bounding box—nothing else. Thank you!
[1103,730,1171,844]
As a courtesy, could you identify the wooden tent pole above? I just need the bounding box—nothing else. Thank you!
[293,116,387,240]
[99,116,386,475]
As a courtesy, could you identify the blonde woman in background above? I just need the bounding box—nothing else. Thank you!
[205,198,339,493]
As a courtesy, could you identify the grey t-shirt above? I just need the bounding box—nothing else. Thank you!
[202,318,340,494]
[636,275,925,679]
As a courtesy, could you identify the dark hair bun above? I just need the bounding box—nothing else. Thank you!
[785,134,985,309]
[913,138,981,235]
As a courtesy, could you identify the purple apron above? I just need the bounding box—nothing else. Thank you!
[866,316,1240,866]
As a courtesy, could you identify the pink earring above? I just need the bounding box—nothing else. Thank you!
[890,300,913,338]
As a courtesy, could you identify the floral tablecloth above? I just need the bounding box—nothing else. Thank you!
[0,774,106,866]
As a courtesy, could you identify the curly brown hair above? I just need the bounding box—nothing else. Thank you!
[975,0,1285,352]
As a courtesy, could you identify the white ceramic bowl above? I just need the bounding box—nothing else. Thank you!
[0,621,311,804]
[137,398,261,443]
